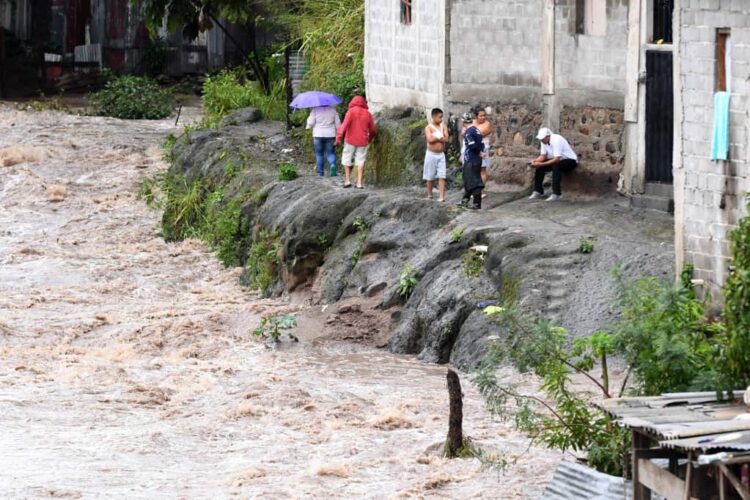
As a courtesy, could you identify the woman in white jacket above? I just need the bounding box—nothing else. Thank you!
[307,106,341,177]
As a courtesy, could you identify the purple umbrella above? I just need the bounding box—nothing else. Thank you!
[289,91,342,109]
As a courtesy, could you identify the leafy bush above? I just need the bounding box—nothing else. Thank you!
[723,197,750,388]
[397,264,418,298]
[463,248,485,277]
[608,268,722,395]
[201,68,286,127]
[244,229,281,295]
[449,227,465,244]
[579,237,595,254]
[278,162,299,181]
[89,75,173,119]
[159,176,250,267]
[253,314,298,343]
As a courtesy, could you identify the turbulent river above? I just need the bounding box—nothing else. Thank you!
[0,106,558,498]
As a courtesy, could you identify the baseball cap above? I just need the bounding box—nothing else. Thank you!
[461,112,473,123]
[536,127,552,140]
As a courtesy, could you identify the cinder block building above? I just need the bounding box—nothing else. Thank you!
[365,0,630,194]
[672,2,750,302]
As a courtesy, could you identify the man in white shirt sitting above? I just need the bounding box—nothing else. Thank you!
[528,127,578,201]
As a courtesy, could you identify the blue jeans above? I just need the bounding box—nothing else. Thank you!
[313,137,337,176]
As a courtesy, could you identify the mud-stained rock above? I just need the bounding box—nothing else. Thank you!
[218,107,261,127]
[388,260,496,364]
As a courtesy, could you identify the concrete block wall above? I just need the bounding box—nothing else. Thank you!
[554,0,629,109]
[678,1,750,301]
[446,0,543,107]
[365,0,445,111]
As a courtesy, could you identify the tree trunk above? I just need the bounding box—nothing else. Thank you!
[445,369,463,458]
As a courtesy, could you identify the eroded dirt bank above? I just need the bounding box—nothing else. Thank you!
[0,106,558,498]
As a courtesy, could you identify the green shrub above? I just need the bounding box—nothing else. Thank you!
[608,268,722,395]
[159,176,250,267]
[89,75,173,119]
[244,229,281,295]
[397,264,418,298]
[137,175,162,208]
[201,68,286,127]
[278,162,299,181]
[463,248,485,277]
[723,198,750,388]
[253,314,298,343]
[449,227,465,244]
[579,237,595,254]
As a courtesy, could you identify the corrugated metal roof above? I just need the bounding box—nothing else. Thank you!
[540,460,632,500]
[662,430,750,452]
[599,391,750,448]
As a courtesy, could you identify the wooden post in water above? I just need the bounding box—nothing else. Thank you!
[445,368,463,458]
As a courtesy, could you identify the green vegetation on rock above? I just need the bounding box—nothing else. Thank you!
[397,264,418,298]
[201,68,286,127]
[278,162,299,181]
[462,248,485,278]
[244,229,281,295]
[158,175,250,267]
[579,236,595,254]
[89,75,173,120]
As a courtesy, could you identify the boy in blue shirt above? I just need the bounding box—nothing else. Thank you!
[458,111,485,209]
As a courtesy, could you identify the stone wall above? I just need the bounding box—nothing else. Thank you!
[676,2,750,301]
[365,0,446,111]
[485,105,623,195]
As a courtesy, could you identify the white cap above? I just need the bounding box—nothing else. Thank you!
[536,127,552,140]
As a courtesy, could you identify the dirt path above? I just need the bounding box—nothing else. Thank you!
[0,105,558,498]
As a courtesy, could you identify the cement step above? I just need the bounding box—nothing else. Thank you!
[630,194,674,213]
[644,182,674,198]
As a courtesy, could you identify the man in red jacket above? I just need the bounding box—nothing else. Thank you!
[335,95,377,189]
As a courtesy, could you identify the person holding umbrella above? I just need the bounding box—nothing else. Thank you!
[291,91,343,177]
[307,106,341,177]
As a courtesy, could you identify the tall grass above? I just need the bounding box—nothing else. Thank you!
[202,68,287,127]
[293,0,365,106]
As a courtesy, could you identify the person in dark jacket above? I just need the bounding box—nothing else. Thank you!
[335,95,377,189]
[458,111,485,209]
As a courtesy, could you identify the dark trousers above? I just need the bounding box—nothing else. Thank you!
[462,186,482,208]
[313,137,337,176]
[534,159,578,195]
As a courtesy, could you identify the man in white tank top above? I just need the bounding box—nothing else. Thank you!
[423,108,450,201]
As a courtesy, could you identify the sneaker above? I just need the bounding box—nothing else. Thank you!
[529,191,543,200]
[546,194,561,201]
[456,199,469,208]
[469,204,481,210]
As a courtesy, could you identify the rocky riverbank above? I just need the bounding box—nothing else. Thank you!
[164,108,675,369]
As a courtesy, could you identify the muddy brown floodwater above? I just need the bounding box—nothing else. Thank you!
[0,105,560,498]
